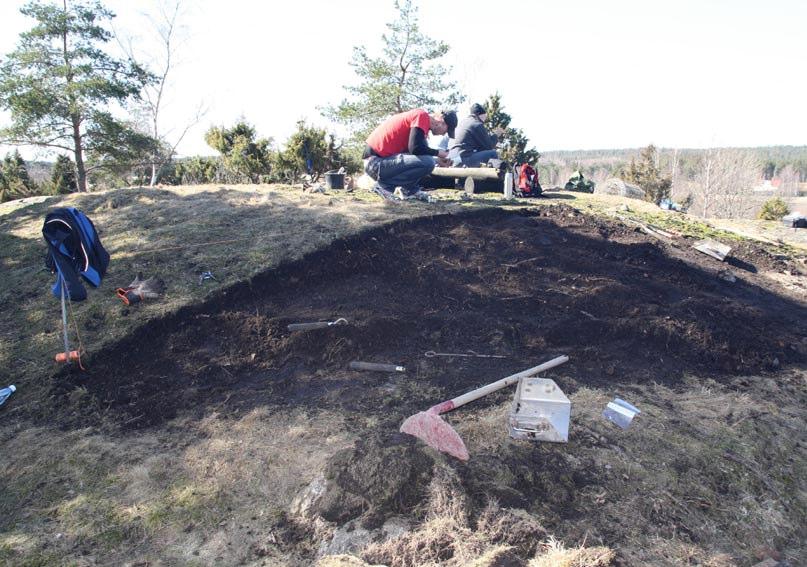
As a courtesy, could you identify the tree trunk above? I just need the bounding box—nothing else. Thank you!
[703,156,712,218]
[670,148,678,193]
[150,162,159,186]
[63,0,86,192]
[71,114,87,192]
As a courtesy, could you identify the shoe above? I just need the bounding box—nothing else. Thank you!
[393,187,409,200]
[372,184,395,201]
[412,190,436,203]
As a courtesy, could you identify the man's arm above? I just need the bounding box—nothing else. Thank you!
[408,127,439,156]
[470,123,498,151]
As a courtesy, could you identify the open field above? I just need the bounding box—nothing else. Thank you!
[1,184,805,566]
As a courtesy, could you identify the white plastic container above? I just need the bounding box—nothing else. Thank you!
[602,398,640,429]
[508,378,570,442]
[503,172,514,199]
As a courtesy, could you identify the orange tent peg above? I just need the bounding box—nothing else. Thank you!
[55,350,81,363]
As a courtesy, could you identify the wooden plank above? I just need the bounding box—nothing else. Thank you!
[693,239,731,261]
[431,167,500,179]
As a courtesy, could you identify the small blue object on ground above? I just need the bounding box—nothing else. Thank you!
[602,397,641,429]
[199,271,217,285]
[0,385,16,408]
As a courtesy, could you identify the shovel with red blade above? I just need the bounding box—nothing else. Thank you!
[400,355,569,460]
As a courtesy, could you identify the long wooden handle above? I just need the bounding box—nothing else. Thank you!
[349,361,406,372]
[288,322,332,331]
[429,355,569,414]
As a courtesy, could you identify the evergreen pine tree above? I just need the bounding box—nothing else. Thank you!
[482,93,540,164]
[0,0,155,191]
[324,0,463,140]
[51,154,77,194]
[0,150,36,202]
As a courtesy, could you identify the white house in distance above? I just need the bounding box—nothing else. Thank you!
[753,178,782,194]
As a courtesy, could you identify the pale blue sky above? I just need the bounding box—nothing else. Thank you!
[1,0,805,159]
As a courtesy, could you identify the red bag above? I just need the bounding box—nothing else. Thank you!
[516,164,542,197]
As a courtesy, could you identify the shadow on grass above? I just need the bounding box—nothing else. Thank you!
[25,205,806,435]
[0,185,435,411]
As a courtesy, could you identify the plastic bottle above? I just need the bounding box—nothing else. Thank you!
[503,172,514,199]
[0,385,16,408]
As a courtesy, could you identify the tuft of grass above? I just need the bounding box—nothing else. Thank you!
[55,493,136,546]
[529,536,615,567]
[141,484,228,533]
[361,464,613,567]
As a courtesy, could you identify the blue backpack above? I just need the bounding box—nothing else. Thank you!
[42,207,110,301]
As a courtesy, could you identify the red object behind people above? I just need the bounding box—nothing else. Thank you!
[366,109,430,157]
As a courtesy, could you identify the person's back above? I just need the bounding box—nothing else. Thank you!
[452,115,496,156]
[362,108,456,200]
[449,103,501,167]
[365,109,431,158]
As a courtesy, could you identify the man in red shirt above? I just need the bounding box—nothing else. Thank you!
[363,109,457,201]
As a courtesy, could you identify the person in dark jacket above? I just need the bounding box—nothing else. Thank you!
[449,103,506,167]
[363,108,457,200]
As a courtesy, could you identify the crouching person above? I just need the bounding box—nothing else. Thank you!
[363,108,457,201]
[449,103,506,167]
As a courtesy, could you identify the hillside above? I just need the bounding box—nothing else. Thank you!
[1,184,805,566]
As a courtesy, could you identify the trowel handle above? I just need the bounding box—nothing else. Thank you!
[287,322,332,331]
[430,355,569,414]
[349,361,406,373]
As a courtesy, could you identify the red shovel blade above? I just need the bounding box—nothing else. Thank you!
[400,411,470,461]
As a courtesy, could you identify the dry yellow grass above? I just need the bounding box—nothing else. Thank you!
[1,183,805,565]
[529,537,615,567]
[359,464,615,567]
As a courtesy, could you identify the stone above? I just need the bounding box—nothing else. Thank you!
[595,177,646,200]
[289,473,328,519]
[318,520,375,557]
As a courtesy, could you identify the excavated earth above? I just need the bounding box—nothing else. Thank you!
[35,205,807,564]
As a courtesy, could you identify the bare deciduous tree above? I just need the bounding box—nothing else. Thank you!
[777,164,800,198]
[670,147,679,193]
[119,0,206,186]
[689,148,760,218]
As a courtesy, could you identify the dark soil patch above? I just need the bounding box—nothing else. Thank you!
[32,204,807,563]
[41,205,805,430]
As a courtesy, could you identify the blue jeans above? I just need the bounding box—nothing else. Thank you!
[364,154,435,193]
[448,149,499,167]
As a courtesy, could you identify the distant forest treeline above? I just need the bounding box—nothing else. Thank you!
[15,145,807,188]
[540,145,807,186]
[533,144,805,219]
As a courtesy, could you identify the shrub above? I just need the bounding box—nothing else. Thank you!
[757,197,790,220]
[205,121,272,183]
[274,121,350,181]
[621,144,672,204]
[174,156,221,185]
